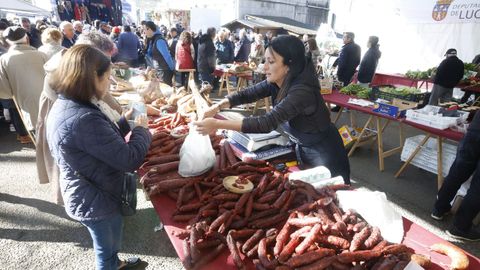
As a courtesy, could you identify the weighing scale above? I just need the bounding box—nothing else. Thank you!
[227,130,290,152]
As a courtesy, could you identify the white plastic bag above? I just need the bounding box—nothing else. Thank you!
[336,190,404,244]
[178,127,216,177]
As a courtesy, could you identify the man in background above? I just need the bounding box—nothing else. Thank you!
[0,26,47,143]
[428,48,464,105]
[333,32,361,87]
[60,21,76,48]
[21,17,41,48]
[144,21,175,86]
[73,20,83,38]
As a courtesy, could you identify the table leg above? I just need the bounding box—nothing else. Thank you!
[394,134,431,178]
[219,73,227,96]
[437,136,444,190]
[376,117,385,171]
[350,110,357,128]
[264,98,271,112]
[399,122,405,148]
[348,115,374,157]
[332,107,344,124]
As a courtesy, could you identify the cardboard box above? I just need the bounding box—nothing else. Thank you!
[338,125,375,148]
[373,98,418,118]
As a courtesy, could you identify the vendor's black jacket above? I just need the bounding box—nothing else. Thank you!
[433,56,464,88]
[335,42,361,83]
[197,34,216,73]
[227,64,331,134]
[357,45,381,83]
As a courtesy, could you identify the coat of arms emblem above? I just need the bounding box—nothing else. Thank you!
[432,0,454,21]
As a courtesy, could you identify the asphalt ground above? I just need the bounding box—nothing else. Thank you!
[0,103,478,270]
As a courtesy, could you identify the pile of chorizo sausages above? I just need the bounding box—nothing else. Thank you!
[138,115,468,270]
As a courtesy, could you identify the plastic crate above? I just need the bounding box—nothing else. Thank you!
[371,86,425,103]
[406,105,469,130]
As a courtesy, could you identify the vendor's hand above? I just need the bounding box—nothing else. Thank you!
[124,108,134,120]
[134,113,148,129]
[199,104,220,120]
[194,118,218,136]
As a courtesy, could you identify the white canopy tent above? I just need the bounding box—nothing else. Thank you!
[329,0,480,73]
[0,0,51,17]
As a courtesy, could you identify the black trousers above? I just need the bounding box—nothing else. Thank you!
[434,112,480,231]
[157,69,174,87]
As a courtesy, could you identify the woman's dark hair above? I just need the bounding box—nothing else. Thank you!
[49,45,111,103]
[145,21,157,32]
[268,35,316,102]
[123,25,131,32]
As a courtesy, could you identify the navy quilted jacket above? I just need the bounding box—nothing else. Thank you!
[46,96,152,222]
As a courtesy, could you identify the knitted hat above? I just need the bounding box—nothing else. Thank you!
[3,26,26,42]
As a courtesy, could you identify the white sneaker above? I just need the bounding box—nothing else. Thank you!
[9,124,15,132]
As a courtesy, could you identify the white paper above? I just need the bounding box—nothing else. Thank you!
[404,261,425,270]
[336,190,404,243]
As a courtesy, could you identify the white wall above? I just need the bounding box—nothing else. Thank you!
[329,0,480,73]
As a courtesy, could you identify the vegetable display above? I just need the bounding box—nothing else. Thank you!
[379,86,421,96]
[339,84,371,99]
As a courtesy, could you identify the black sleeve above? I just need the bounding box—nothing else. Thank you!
[241,86,315,133]
[227,80,274,107]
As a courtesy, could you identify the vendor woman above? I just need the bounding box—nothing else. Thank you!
[195,35,350,184]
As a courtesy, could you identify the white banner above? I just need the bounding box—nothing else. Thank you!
[396,0,480,24]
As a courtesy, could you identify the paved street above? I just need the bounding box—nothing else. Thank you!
[0,108,478,269]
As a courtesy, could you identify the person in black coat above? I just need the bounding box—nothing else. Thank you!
[428,48,464,105]
[333,32,361,87]
[234,29,251,63]
[197,27,217,84]
[431,111,480,241]
[357,36,381,85]
[460,54,480,104]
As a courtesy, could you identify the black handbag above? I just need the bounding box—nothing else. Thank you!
[75,171,138,216]
[120,172,138,216]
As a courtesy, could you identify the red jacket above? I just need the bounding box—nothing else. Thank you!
[176,42,194,70]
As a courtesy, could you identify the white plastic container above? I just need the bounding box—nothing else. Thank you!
[288,166,331,184]
[406,105,468,130]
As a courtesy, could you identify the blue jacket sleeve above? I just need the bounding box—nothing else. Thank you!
[74,112,152,172]
[156,39,175,70]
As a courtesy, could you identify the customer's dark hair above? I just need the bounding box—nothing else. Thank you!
[49,45,111,102]
[123,25,131,32]
[145,21,157,32]
[267,35,315,102]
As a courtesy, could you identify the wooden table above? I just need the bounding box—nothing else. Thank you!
[395,120,464,189]
[323,91,405,171]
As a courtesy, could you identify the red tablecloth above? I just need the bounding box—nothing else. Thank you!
[150,194,480,270]
[322,91,401,121]
[323,91,465,141]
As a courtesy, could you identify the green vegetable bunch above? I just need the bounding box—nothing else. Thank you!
[340,84,371,98]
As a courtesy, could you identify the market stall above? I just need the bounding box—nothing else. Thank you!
[112,67,480,270]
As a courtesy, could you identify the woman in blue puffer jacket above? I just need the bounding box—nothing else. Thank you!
[46,45,152,270]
